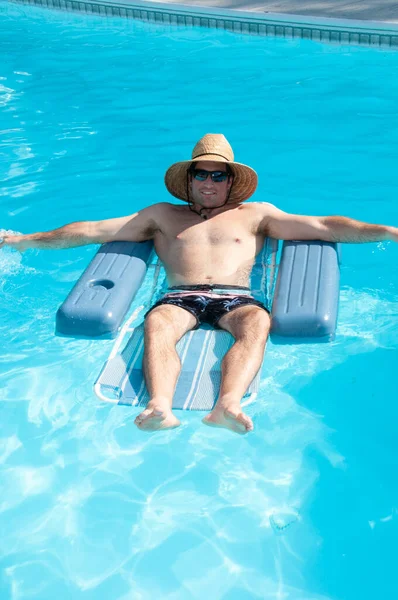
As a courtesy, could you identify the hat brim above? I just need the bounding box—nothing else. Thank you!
[165,157,258,203]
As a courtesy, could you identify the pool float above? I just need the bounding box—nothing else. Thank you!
[56,238,340,410]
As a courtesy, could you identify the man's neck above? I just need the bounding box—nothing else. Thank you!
[188,202,240,220]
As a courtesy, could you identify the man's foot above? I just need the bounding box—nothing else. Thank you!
[202,406,253,435]
[134,404,180,432]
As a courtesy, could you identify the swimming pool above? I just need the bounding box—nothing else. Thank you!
[1,2,398,598]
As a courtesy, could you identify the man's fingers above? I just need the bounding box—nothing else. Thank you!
[0,236,23,251]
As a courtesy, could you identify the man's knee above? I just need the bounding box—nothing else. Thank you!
[145,307,176,335]
[222,306,271,343]
[144,305,195,341]
[242,309,270,341]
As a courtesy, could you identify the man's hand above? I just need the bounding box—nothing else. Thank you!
[0,234,31,252]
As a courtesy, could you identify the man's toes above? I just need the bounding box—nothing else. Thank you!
[238,412,254,431]
[134,407,163,426]
[134,405,180,432]
[138,414,165,430]
[225,409,253,432]
[134,408,151,424]
[136,406,163,421]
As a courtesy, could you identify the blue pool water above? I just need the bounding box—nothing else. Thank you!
[1,3,398,599]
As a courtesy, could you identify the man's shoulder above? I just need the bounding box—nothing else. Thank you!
[240,201,279,220]
[146,202,180,214]
[141,202,186,229]
[139,202,178,219]
[246,201,278,212]
[239,202,282,234]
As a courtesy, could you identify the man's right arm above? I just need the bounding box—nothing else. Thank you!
[0,203,166,251]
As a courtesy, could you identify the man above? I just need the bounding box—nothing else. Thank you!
[1,134,397,435]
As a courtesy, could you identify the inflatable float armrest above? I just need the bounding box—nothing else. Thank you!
[271,241,341,341]
[56,241,154,337]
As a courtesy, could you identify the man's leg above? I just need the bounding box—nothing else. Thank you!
[134,304,197,431]
[203,306,271,435]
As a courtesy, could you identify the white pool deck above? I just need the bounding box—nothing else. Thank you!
[140,0,398,24]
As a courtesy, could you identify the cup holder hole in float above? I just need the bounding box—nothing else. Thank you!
[56,240,340,340]
[89,279,115,291]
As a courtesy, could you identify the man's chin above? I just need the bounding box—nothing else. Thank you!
[198,197,219,206]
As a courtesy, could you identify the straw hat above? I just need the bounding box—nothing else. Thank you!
[165,134,258,203]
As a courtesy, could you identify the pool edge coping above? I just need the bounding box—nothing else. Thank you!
[9,0,398,47]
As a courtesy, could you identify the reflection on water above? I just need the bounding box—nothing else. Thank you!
[2,235,397,598]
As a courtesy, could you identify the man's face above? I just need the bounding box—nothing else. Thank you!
[189,161,233,207]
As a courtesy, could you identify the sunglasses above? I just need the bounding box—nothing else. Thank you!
[191,169,229,183]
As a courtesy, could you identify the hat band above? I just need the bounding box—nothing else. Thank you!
[192,152,231,161]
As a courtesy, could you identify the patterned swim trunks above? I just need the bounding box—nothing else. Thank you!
[145,284,270,330]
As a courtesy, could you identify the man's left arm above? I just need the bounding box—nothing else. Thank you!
[261,204,398,243]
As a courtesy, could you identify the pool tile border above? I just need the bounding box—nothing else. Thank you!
[11,0,398,48]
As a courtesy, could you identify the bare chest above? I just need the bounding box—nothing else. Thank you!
[164,213,254,248]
